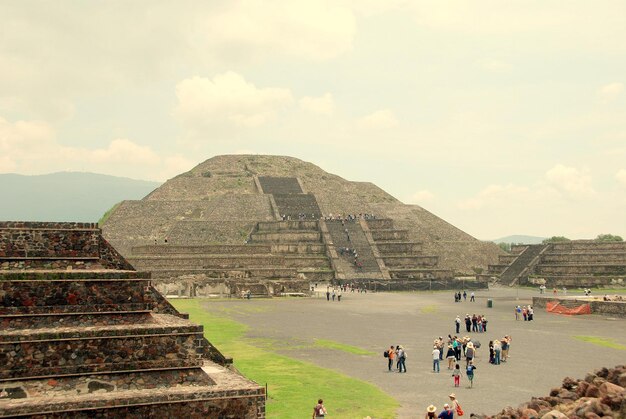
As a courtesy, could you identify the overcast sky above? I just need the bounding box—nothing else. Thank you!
[1,1,625,240]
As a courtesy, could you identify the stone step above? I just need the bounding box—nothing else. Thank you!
[541,253,626,263]
[0,271,150,281]
[0,319,207,379]
[128,255,285,270]
[131,244,272,255]
[382,256,438,268]
[550,241,626,252]
[284,256,331,269]
[270,243,326,254]
[1,279,152,315]
[375,241,423,255]
[256,220,318,231]
[364,218,395,230]
[272,193,322,219]
[0,361,263,418]
[258,176,302,194]
[370,229,409,241]
[388,268,454,280]
[536,264,626,275]
[1,311,154,331]
[148,267,299,279]
[250,231,322,243]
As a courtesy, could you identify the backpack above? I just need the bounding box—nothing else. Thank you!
[402,350,407,359]
[383,350,389,358]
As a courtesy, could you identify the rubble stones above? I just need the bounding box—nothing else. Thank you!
[485,365,625,419]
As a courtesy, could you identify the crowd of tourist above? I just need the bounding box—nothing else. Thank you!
[322,213,377,221]
[514,305,534,321]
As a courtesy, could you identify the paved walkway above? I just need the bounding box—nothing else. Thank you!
[199,287,626,418]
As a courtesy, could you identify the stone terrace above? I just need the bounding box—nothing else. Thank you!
[0,222,264,418]
[486,241,626,288]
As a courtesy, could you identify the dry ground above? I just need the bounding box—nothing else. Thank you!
[197,287,626,418]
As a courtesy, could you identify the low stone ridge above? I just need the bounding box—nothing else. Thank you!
[102,155,502,294]
[0,222,265,418]
[477,365,626,418]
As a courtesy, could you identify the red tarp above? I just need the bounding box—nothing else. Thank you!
[546,301,592,315]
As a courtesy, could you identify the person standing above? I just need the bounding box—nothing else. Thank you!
[426,405,437,419]
[464,315,471,333]
[464,342,475,369]
[452,363,461,387]
[455,315,461,334]
[326,289,330,301]
[438,404,454,419]
[446,344,456,369]
[463,291,467,301]
[386,345,395,372]
[313,399,327,418]
[337,289,342,302]
[449,394,463,417]
[493,339,501,365]
[466,361,477,388]
[501,336,509,362]
[432,345,440,373]
[470,292,475,302]
[397,345,407,373]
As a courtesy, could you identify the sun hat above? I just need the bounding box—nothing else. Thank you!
[427,405,437,413]
[467,342,474,348]
[449,393,456,399]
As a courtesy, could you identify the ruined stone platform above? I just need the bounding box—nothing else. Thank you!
[0,221,265,418]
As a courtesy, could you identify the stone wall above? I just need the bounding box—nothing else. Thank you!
[0,279,149,315]
[532,296,626,318]
[0,225,99,258]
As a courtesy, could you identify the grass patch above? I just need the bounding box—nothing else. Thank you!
[314,339,375,356]
[420,304,438,314]
[573,336,626,350]
[172,299,398,418]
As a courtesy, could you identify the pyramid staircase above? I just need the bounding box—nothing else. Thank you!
[0,222,264,418]
[365,219,457,289]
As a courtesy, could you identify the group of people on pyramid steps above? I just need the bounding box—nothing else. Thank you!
[322,213,377,221]
[280,213,317,220]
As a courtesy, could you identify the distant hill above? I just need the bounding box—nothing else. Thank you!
[492,235,546,244]
[0,172,160,223]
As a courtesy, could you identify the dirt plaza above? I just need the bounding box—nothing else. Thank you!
[194,287,626,418]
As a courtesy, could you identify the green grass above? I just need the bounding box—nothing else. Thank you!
[573,336,626,350]
[420,304,438,314]
[314,339,375,356]
[172,299,398,418]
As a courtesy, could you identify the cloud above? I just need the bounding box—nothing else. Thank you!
[545,164,594,197]
[357,109,399,130]
[458,184,531,210]
[173,72,293,131]
[202,1,356,61]
[407,190,434,204]
[477,58,511,73]
[616,169,626,187]
[597,82,624,103]
[299,93,335,115]
[0,116,192,181]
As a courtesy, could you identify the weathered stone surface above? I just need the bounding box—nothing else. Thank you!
[0,222,264,417]
[540,410,567,419]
